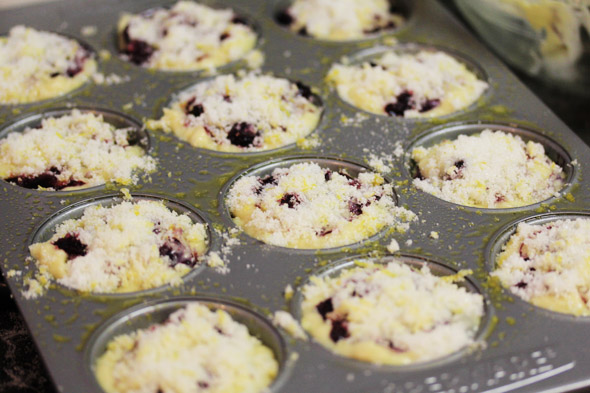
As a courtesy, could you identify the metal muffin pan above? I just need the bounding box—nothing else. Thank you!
[1,0,590,392]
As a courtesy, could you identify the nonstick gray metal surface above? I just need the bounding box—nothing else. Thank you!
[1,0,590,392]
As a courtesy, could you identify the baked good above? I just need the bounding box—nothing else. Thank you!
[411,130,565,208]
[0,110,156,190]
[149,73,322,152]
[326,49,488,118]
[117,1,257,71]
[275,0,404,41]
[28,199,207,293]
[493,218,590,316]
[301,258,484,364]
[95,302,278,393]
[0,25,96,104]
[225,161,415,249]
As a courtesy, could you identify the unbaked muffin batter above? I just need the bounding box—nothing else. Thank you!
[493,218,590,316]
[0,25,96,104]
[149,73,322,152]
[117,1,257,71]
[276,0,404,41]
[301,258,484,364]
[0,110,156,190]
[226,162,415,249]
[95,302,278,393]
[411,130,565,208]
[327,50,488,117]
[29,199,208,293]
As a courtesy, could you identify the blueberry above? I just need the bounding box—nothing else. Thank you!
[316,298,333,320]
[6,168,84,190]
[419,98,441,113]
[294,81,321,106]
[295,81,313,100]
[66,52,87,77]
[316,227,333,237]
[159,237,197,268]
[227,122,259,147]
[255,175,278,194]
[53,234,87,259]
[275,10,294,26]
[348,200,363,216]
[384,91,414,117]
[122,26,154,65]
[185,97,204,118]
[329,318,349,342]
[279,192,301,208]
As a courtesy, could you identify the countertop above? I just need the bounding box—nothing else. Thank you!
[0,1,588,392]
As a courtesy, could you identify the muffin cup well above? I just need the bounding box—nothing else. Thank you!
[291,253,492,370]
[328,43,490,120]
[485,211,590,321]
[219,155,400,253]
[404,122,575,212]
[0,107,152,194]
[28,193,212,298]
[85,296,291,393]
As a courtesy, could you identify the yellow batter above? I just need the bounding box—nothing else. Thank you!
[0,26,96,104]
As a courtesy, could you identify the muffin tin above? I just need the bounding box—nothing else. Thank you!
[1,0,590,392]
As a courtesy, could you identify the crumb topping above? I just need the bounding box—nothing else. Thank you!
[117,1,257,71]
[0,25,96,104]
[493,218,590,316]
[0,110,156,190]
[276,0,404,41]
[149,73,322,152]
[301,259,484,365]
[327,50,488,117]
[226,161,415,249]
[95,303,278,393]
[28,200,208,294]
[411,130,565,208]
